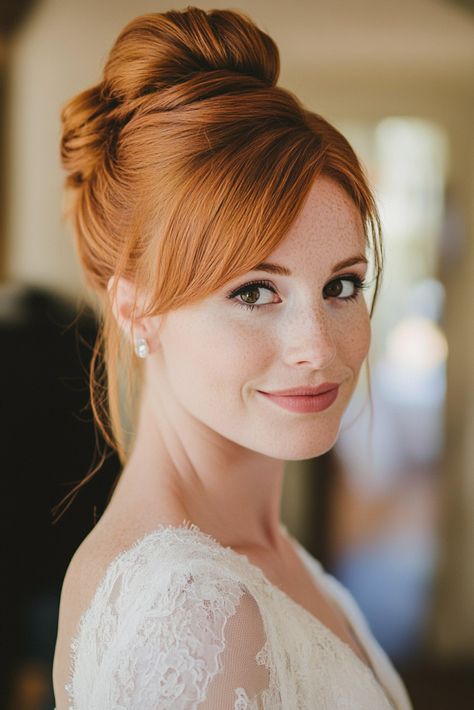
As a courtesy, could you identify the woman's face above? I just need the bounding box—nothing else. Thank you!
[151,175,371,460]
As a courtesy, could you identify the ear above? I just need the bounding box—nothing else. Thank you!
[107,276,161,354]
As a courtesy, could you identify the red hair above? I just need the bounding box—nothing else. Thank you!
[55,6,383,518]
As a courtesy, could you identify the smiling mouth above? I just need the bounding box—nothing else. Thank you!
[258,381,341,396]
[257,385,340,413]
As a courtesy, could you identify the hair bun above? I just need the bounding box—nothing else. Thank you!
[61,84,111,186]
[61,7,279,187]
[101,6,280,105]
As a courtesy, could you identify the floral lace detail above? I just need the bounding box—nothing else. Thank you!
[62,522,411,709]
[234,687,258,709]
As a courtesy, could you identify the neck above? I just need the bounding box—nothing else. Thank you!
[106,380,287,553]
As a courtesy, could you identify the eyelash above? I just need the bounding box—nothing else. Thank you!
[226,274,369,312]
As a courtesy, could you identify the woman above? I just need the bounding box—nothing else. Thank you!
[52,6,413,709]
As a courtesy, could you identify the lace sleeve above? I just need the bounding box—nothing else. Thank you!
[199,589,270,709]
[67,547,271,710]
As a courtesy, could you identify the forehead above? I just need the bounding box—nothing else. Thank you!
[268,175,366,266]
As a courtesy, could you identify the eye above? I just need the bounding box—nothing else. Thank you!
[225,273,369,313]
[226,279,278,312]
[323,274,367,302]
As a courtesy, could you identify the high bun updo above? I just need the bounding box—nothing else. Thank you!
[57,6,383,512]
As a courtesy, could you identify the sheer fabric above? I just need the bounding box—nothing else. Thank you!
[61,522,413,709]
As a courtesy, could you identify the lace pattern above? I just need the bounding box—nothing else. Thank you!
[63,522,411,709]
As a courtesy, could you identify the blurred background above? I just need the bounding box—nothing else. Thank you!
[0,0,473,708]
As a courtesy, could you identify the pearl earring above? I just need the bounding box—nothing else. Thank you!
[134,336,149,358]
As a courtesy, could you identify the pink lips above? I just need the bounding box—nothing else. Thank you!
[257,383,340,413]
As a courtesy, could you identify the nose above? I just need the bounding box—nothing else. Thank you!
[281,304,337,370]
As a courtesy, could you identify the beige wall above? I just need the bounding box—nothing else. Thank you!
[4,0,474,656]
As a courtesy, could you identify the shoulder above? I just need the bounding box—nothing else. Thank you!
[62,521,257,634]
[87,523,251,621]
[58,521,250,640]
[56,523,269,709]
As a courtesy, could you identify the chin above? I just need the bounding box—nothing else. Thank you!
[262,426,341,462]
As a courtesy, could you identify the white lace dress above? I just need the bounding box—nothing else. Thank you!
[61,522,413,709]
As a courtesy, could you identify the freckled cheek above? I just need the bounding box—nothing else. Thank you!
[336,308,371,368]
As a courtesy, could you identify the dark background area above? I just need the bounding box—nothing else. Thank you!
[1,286,119,708]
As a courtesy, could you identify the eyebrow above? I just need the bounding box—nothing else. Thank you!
[251,254,368,276]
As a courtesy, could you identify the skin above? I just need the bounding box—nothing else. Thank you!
[106,174,371,554]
